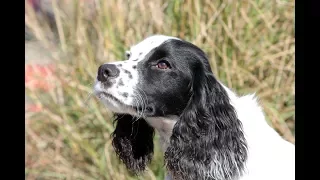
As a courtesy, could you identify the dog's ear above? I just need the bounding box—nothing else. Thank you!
[165,61,248,180]
[111,114,155,174]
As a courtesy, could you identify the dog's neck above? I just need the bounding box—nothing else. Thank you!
[146,116,178,152]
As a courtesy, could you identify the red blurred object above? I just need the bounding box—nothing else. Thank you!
[27,0,40,11]
[25,64,56,91]
[26,104,42,112]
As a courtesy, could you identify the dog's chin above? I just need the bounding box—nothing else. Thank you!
[94,91,133,114]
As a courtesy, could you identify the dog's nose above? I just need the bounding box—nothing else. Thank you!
[97,64,120,82]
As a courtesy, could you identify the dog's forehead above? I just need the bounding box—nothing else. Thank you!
[128,35,180,61]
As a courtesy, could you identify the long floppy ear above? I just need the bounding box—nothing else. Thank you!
[111,114,155,174]
[164,62,248,180]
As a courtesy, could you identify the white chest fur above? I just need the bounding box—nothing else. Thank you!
[146,116,178,152]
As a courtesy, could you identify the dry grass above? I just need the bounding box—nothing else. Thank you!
[25,0,295,179]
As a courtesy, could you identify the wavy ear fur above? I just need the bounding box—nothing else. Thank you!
[111,114,155,174]
[164,61,248,180]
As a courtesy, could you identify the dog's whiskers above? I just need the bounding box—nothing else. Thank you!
[139,87,149,114]
[83,91,94,108]
[130,91,147,139]
[130,117,140,138]
[134,86,149,118]
[134,91,144,120]
[82,82,95,108]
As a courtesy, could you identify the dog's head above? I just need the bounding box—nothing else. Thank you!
[94,35,247,179]
[94,35,197,117]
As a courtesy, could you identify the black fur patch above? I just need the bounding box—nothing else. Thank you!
[111,114,155,174]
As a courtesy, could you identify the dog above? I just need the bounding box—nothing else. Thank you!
[93,35,295,180]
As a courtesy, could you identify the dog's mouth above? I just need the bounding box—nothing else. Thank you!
[135,105,155,116]
[96,92,155,116]
[96,91,123,104]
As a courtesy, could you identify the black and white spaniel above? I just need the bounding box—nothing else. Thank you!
[93,35,295,180]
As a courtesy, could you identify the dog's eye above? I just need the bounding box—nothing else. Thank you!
[125,51,131,59]
[156,60,171,69]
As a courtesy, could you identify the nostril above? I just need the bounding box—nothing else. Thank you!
[97,64,120,82]
[106,67,119,78]
[103,68,111,78]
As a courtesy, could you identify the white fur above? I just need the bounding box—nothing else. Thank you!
[94,35,295,180]
[217,86,294,180]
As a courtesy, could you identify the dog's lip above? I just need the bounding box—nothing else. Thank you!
[95,91,154,116]
[96,91,123,104]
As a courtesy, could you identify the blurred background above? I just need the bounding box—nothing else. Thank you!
[25,0,295,179]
